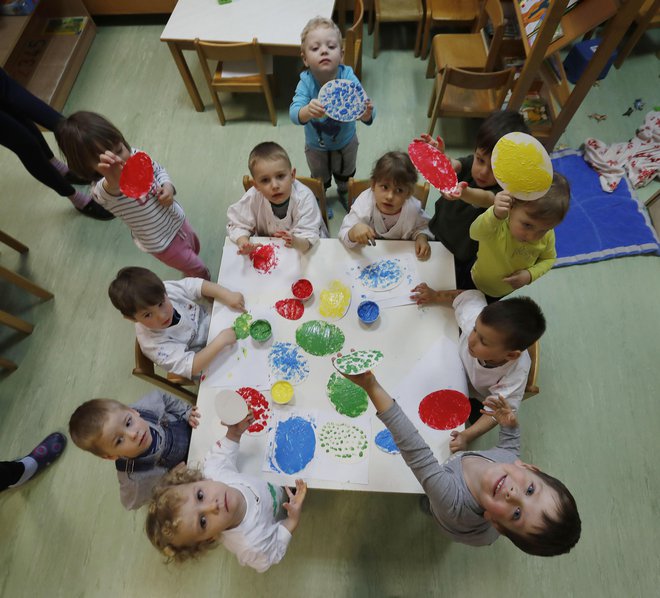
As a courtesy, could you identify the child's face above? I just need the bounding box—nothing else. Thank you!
[130,295,174,330]
[251,158,296,205]
[478,460,560,537]
[169,480,245,547]
[98,407,151,460]
[113,142,131,162]
[508,203,554,244]
[467,316,519,364]
[471,148,497,188]
[372,179,410,215]
[302,26,343,78]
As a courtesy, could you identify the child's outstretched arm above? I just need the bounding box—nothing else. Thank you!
[97,150,124,194]
[282,479,308,534]
[410,285,463,306]
[201,281,245,312]
[191,327,237,376]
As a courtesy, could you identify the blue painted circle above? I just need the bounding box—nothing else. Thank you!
[375,429,399,455]
[273,416,316,474]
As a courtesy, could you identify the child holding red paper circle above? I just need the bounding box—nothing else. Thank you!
[55,111,210,279]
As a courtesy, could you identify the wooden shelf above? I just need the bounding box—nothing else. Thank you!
[82,0,176,15]
[0,15,31,65]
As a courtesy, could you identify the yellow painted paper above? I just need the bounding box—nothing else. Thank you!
[319,280,351,319]
[492,137,552,194]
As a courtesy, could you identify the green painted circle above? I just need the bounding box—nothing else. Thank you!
[295,320,345,356]
[326,372,368,417]
[233,313,253,339]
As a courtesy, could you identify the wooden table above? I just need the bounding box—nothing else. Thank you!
[188,237,467,493]
[160,0,335,111]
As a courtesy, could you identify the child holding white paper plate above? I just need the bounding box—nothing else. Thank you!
[289,17,375,208]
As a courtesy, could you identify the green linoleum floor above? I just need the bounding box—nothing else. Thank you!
[0,19,659,598]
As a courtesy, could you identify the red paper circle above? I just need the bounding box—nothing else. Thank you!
[236,387,270,433]
[119,151,154,199]
[418,389,470,430]
[408,140,458,193]
[275,298,305,320]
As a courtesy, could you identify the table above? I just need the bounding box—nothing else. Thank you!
[189,237,467,493]
[160,0,335,111]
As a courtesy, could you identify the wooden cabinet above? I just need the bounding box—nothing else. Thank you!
[1,0,95,110]
[82,0,177,15]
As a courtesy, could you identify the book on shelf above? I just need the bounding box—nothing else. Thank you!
[519,93,551,127]
[1,0,39,16]
[519,0,581,47]
[44,16,87,36]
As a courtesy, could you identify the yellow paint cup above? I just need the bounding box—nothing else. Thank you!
[271,380,294,405]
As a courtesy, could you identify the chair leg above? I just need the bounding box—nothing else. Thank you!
[421,15,431,59]
[425,46,436,78]
[414,20,423,57]
[0,357,17,371]
[427,80,439,136]
[0,310,33,334]
[368,1,375,34]
[263,84,278,126]
[373,21,379,58]
[210,90,226,125]
[427,78,437,118]
[0,231,29,253]
[0,266,53,299]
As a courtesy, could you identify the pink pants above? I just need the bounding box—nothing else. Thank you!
[152,219,210,280]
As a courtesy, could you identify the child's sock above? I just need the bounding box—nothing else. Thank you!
[49,157,69,176]
[8,432,66,488]
[68,190,91,208]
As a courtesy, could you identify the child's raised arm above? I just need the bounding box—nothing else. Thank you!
[97,150,124,194]
[282,479,308,534]
[201,281,245,312]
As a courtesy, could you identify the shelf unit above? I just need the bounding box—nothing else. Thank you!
[1,0,95,111]
[507,0,646,149]
[82,0,176,15]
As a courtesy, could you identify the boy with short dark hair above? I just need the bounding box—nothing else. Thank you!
[108,267,245,379]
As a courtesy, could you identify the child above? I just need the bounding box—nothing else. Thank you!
[146,414,308,572]
[289,17,375,206]
[55,111,210,279]
[410,288,544,452]
[108,266,244,380]
[339,151,432,260]
[68,391,199,510]
[340,370,581,556]
[469,174,570,299]
[421,111,530,288]
[227,142,328,255]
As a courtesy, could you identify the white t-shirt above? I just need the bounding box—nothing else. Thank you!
[453,290,530,412]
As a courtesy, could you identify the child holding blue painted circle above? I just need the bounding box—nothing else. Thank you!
[339,151,432,260]
[146,413,308,571]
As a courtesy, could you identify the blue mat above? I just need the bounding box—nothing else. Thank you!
[551,150,659,268]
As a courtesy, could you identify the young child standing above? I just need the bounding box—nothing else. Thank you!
[410,288,545,452]
[68,391,199,510]
[341,371,581,556]
[227,142,328,255]
[469,175,570,299]
[289,17,375,206]
[55,111,210,279]
[146,414,308,572]
[339,151,432,260]
[108,267,244,380]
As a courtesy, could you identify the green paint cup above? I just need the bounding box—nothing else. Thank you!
[250,319,272,342]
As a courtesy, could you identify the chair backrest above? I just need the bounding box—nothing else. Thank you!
[133,340,197,403]
[473,0,505,71]
[344,0,364,75]
[523,339,540,400]
[194,37,268,82]
[347,178,431,210]
[242,175,329,229]
[439,65,514,109]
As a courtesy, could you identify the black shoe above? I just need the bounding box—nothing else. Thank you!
[64,170,92,185]
[76,199,115,220]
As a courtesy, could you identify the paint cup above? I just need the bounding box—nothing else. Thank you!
[249,319,272,342]
[291,278,314,302]
[271,380,294,405]
[357,300,380,325]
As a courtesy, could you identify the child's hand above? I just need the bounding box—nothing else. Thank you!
[216,326,237,347]
[410,284,461,306]
[360,99,374,122]
[223,290,246,312]
[272,230,310,252]
[187,406,201,428]
[493,191,513,219]
[283,479,308,523]
[348,223,377,246]
[441,181,469,201]
[502,269,532,289]
[237,237,262,255]
[414,133,444,151]
[449,430,468,453]
[98,150,124,193]
[306,99,326,119]
[156,182,175,207]
[482,395,518,428]
[415,235,431,261]
[335,367,377,391]
[224,412,254,441]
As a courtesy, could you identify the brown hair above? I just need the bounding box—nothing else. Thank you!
[248,141,292,176]
[108,267,166,318]
[371,151,418,195]
[479,295,546,351]
[300,17,342,51]
[68,398,127,456]
[55,111,130,182]
[513,173,571,225]
[499,470,581,556]
[145,466,215,563]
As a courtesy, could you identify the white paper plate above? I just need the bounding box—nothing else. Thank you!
[214,389,249,425]
[318,79,367,122]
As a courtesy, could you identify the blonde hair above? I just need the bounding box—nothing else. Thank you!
[512,173,571,225]
[145,466,217,563]
[68,398,126,456]
[300,16,342,51]
[248,141,292,176]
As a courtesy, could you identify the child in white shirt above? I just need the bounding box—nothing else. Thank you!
[338,151,432,260]
[227,141,327,255]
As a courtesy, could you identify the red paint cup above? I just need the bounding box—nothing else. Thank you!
[291,278,314,302]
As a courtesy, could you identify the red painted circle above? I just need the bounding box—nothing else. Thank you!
[236,387,270,433]
[408,140,458,193]
[275,298,305,320]
[119,151,154,199]
[250,244,279,273]
[292,278,313,300]
[418,389,470,430]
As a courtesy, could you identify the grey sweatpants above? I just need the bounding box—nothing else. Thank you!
[304,135,359,193]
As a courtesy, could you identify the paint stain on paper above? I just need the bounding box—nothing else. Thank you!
[326,372,368,417]
[268,342,310,384]
[333,349,384,375]
[296,320,345,356]
[233,313,253,339]
[236,386,270,434]
[272,416,316,474]
[275,298,304,320]
[374,429,399,455]
[250,243,279,274]
[418,389,470,430]
[319,280,351,319]
[358,259,402,291]
[408,140,458,193]
[318,422,368,461]
[492,137,552,195]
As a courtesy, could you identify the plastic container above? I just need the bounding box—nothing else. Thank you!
[563,38,618,85]
[357,300,380,325]
[291,278,314,301]
[271,380,294,404]
[249,319,272,342]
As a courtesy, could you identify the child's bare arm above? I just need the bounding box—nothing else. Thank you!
[282,479,308,534]
[224,413,254,442]
[348,223,377,246]
[449,415,497,453]
[201,281,245,312]
[415,234,431,261]
[191,327,237,375]
[410,284,462,306]
[98,150,124,194]
[455,186,496,208]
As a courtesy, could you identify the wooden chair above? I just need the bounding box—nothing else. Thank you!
[344,0,364,79]
[614,0,660,68]
[523,340,540,400]
[347,177,430,210]
[421,0,480,59]
[370,0,425,58]
[427,65,516,135]
[242,175,329,230]
[133,340,197,403]
[426,0,505,79]
[194,37,276,126]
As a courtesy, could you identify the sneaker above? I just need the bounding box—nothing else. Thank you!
[10,432,67,488]
[327,206,334,220]
[76,199,115,220]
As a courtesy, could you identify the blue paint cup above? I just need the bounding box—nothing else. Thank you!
[357,300,380,325]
